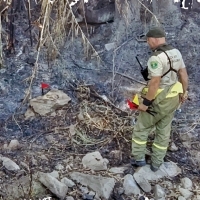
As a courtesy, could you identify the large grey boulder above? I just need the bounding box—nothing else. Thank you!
[70,172,115,199]
[134,162,181,182]
[28,89,71,116]
[133,162,181,193]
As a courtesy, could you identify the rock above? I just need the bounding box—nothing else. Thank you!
[7,139,20,150]
[61,177,75,187]
[3,143,8,149]
[109,167,128,174]
[123,174,140,195]
[82,151,109,171]
[154,185,165,200]
[159,162,181,177]
[94,194,101,200]
[70,172,115,199]
[32,180,47,197]
[38,172,68,199]
[66,196,74,200]
[178,196,186,200]
[24,108,35,120]
[55,163,64,170]
[80,186,89,193]
[168,142,178,151]
[133,172,151,193]
[69,124,76,136]
[194,195,200,200]
[29,89,71,116]
[134,162,181,182]
[181,177,193,189]
[2,176,46,199]
[83,193,95,200]
[1,157,20,171]
[49,170,59,179]
[105,42,115,51]
[179,187,194,199]
[89,191,96,197]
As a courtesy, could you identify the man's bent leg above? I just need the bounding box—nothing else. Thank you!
[132,111,155,161]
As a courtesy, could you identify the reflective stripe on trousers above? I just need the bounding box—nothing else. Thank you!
[153,143,168,150]
[133,139,167,150]
[132,139,147,145]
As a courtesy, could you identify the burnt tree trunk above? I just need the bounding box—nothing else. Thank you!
[0,17,2,67]
[115,0,142,23]
[115,0,182,31]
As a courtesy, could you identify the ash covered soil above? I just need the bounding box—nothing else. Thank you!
[0,3,200,200]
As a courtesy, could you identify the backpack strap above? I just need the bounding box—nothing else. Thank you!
[156,48,177,78]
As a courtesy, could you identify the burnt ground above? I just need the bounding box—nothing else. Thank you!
[0,2,200,200]
[0,86,200,199]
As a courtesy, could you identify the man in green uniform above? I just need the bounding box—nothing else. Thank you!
[131,27,188,172]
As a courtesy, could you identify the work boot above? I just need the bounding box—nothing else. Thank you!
[150,164,160,172]
[130,158,146,167]
[168,142,178,151]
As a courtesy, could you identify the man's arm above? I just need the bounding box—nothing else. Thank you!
[178,68,188,93]
[178,67,188,102]
[138,76,161,111]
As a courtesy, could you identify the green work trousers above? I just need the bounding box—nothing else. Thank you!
[131,91,179,167]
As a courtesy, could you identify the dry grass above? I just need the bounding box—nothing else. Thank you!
[0,0,12,67]
[37,0,101,61]
[115,0,161,30]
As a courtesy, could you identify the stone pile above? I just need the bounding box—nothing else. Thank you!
[1,150,198,200]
